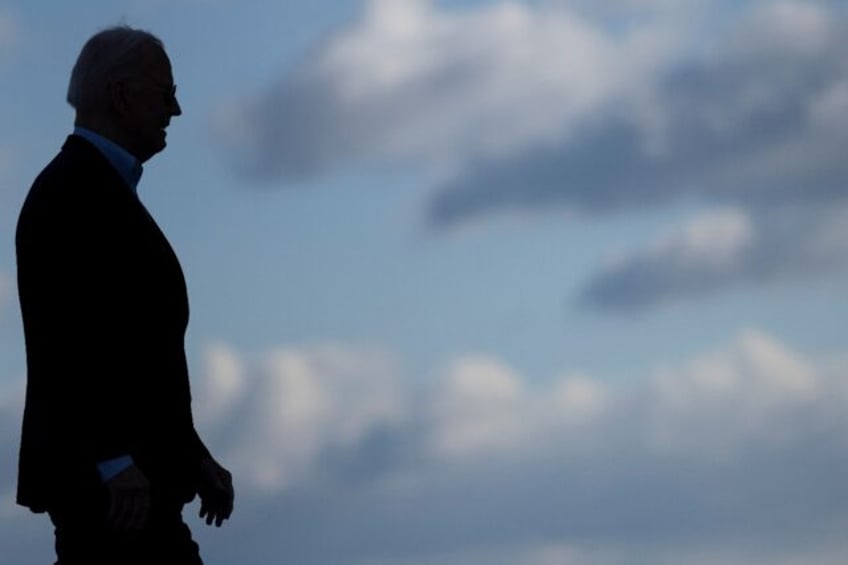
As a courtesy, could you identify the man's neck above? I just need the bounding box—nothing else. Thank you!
[73,124,144,193]
[74,115,138,160]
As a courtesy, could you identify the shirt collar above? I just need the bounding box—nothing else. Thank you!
[73,127,143,194]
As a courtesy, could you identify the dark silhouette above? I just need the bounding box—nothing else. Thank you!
[15,26,233,564]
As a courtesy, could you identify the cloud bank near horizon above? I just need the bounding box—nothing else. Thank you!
[3,331,848,563]
[186,334,848,562]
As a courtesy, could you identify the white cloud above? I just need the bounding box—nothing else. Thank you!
[645,329,821,455]
[4,332,848,563]
[0,377,24,519]
[184,333,848,564]
[194,344,404,492]
[432,0,848,221]
[427,356,609,458]
[218,0,673,179]
[428,356,526,456]
[194,341,246,427]
[217,0,848,309]
[648,208,754,269]
[190,332,847,491]
[417,1,848,308]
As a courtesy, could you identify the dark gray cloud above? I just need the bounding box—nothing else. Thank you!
[579,202,848,309]
[219,1,848,310]
[426,1,848,309]
[430,5,848,225]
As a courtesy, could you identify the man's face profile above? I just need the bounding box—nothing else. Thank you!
[116,45,182,162]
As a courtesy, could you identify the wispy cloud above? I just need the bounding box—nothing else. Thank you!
[579,203,848,309]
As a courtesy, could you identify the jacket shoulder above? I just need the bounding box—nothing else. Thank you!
[17,136,122,234]
[28,135,108,197]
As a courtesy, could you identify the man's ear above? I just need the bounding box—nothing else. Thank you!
[107,78,131,118]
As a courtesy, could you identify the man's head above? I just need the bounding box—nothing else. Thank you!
[68,26,181,162]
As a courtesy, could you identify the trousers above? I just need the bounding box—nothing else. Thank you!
[47,492,203,565]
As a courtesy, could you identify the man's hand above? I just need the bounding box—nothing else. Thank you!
[105,464,151,531]
[197,457,234,527]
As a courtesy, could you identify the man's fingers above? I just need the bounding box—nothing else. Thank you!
[107,495,120,525]
[106,496,122,529]
[200,496,228,527]
[219,472,234,519]
[105,465,151,531]
[108,494,133,531]
[108,493,148,531]
[200,499,214,525]
[130,490,151,530]
[198,458,234,527]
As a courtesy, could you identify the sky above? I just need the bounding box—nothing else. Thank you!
[1,0,848,563]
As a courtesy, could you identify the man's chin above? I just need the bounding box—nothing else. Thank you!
[138,139,167,163]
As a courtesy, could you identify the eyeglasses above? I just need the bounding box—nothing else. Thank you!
[133,76,178,105]
[156,83,178,105]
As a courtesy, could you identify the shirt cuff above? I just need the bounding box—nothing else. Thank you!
[97,455,135,482]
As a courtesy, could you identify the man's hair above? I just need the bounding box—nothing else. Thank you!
[67,26,164,113]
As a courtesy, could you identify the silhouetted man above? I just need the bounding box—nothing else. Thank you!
[15,26,234,564]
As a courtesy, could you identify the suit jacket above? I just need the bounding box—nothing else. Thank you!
[16,135,209,512]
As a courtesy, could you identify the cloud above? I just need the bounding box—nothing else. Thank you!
[182,332,848,564]
[579,203,848,309]
[216,0,674,180]
[426,356,608,458]
[430,0,848,225]
[218,0,848,310]
[427,0,848,309]
[196,343,405,492]
[194,341,247,427]
[3,332,848,563]
[220,0,847,209]
[360,542,848,565]
[0,377,23,511]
